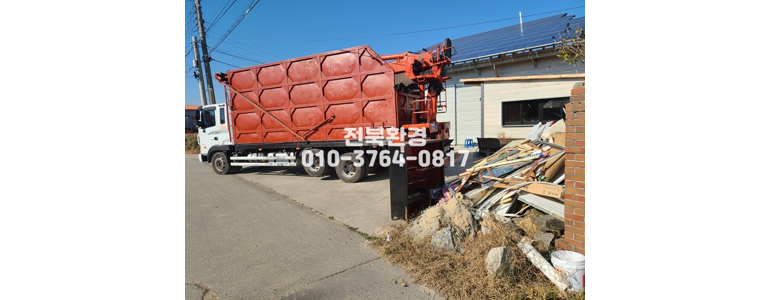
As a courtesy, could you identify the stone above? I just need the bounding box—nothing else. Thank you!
[535,232,555,251]
[485,246,513,277]
[534,215,565,234]
[431,227,460,252]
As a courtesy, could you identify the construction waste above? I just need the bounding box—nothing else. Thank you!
[380,119,581,292]
[443,119,567,224]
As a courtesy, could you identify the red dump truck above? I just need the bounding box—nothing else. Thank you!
[196,40,455,218]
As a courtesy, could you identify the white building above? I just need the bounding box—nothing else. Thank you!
[438,13,585,145]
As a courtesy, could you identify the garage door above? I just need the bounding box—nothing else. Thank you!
[454,84,482,147]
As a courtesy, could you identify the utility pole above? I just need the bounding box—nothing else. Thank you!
[192,36,207,106]
[194,0,216,104]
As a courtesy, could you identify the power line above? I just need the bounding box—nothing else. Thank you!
[223,40,283,62]
[209,0,261,53]
[207,0,237,32]
[225,33,285,60]
[217,50,264,64]
[246,6,584,44]
[211,58,242,69]
[185,8,196,28]
[185,21,197,37]
[207,0,230,23]
[523,17,577,51]
[184,6,197,38]
[207,28,285,61]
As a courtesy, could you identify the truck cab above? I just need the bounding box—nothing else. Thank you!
[195,103,232,163]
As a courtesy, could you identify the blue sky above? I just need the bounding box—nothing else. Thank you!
[184,0,585,106]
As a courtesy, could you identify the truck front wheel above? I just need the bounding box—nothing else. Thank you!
[211,152,235,175]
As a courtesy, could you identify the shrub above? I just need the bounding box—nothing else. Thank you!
[185,133,200,154]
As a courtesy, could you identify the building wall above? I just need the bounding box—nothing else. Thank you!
[437,53,584,144]
[557,84,586,254]
[483,78,583,139]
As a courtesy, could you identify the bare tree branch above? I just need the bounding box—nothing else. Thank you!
[556,24,585,65]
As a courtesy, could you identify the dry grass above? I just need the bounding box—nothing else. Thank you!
[371,218,584,300]
[185,133,200,154]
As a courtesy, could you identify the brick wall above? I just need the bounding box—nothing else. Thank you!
[557,82,585,254]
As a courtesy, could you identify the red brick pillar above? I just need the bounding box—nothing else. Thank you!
[557,82,585,254]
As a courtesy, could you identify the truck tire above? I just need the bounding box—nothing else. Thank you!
[211,152,234,175]
[335,152,368,183]
[303,149,332,177]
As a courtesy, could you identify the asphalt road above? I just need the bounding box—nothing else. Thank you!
[185,155,441,299]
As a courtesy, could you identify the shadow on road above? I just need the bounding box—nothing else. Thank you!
[236,165,391,183]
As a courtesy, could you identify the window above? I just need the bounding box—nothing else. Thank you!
[502,97,569,126]
[220,107,226,125]
[203,110,216,128]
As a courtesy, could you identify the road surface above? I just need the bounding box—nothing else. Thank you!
[185,155,440,299]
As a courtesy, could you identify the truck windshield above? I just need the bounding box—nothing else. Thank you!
[203,110,216,127]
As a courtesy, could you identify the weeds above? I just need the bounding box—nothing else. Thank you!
[341,223,380,242]
[371,219,584,300]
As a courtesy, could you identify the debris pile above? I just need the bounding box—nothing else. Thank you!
[408,120,568,248]
[440,119,568,246]
[374,120,584,298]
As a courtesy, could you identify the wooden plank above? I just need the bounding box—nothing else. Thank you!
[466,151,540,171]
[542,154,566,182]
[492,178,528,189]
[551,132,566,147]
[456,167,476,193]
[519,183,564,199]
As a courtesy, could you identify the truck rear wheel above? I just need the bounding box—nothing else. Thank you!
[303,149,332,177]
[336,152,368,183]
[211,152,235,175]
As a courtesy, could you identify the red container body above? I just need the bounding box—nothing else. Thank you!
[223,45,418,145]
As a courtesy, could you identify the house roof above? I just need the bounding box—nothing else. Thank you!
[185,104,199,111]
[449,13,585,63]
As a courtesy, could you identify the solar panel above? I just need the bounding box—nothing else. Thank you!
[444,14,586,63]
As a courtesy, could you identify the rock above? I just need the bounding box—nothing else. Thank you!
[431,227,461,252]
[513,217,540,237]
[485,246,513,277]
[535,232,555,251]
[534,215,565,234]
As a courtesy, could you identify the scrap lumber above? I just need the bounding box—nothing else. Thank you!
[542,154,566,182]
[444,121,569,221]
[467,152,541,171]
[550,132,566,147]
[518,183,564,198]
[492,178,528,189]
